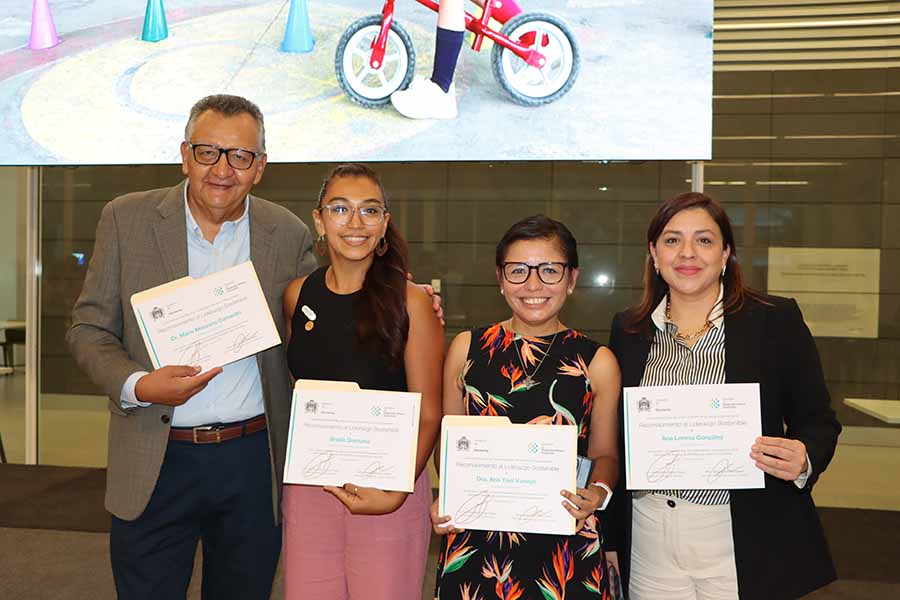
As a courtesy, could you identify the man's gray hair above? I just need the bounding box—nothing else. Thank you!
[184,94,266,152]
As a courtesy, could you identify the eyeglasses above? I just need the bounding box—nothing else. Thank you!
[187,143,263,170]
[501,262,570,285]
[318,203,387,227]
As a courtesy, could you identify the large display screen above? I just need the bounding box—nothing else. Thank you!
[1,0,712,164]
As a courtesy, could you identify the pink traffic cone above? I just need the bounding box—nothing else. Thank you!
[29,0,60,50]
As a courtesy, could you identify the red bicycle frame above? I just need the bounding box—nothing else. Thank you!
[368,0,547,70]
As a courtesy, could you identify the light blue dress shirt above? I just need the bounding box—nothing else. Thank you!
[120,185,266,427]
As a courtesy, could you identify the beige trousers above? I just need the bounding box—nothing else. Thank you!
[629,493,739,600]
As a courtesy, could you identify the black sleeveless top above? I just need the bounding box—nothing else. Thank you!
[286,267,407,391]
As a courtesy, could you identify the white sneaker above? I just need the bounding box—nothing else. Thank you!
[390,76,458,119]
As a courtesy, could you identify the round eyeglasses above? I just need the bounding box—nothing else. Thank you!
[318,203,387,227]
[501,262,570,285]
[187,143,263,170]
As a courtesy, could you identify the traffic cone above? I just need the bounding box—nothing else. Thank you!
[141,0,169,43]
[28,0,60,50]
[280,0,315,53]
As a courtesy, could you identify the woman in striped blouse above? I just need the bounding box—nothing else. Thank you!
[608,192,840,600]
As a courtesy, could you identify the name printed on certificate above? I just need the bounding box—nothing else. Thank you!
[283,380,421,493]
[131,261,281,372]
[439,415,577,536]
[624,383,764,490]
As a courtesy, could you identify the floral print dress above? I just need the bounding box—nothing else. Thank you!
[434,323,617,600]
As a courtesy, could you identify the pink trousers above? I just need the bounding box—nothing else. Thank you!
[282,473,432,600]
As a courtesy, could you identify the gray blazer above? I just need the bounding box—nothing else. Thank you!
[67,181,317,521]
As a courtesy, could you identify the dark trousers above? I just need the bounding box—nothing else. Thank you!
[110,428,281,600]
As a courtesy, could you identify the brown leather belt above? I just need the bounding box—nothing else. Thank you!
[168,414,267,444]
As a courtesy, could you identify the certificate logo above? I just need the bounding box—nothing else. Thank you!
[527,442,539,454]
[456,436,470,451]
[371,405,382,417]
[214,286,224,296]
[637,397,651,412]
[304,399,318,414]
[710,398,721,409]
[150,306,164,321]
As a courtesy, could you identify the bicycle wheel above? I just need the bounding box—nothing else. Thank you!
[335,15,416,107]
[491,12,580,106]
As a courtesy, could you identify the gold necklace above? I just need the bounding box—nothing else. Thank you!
[506,319,560,389]
[665,297,712,342]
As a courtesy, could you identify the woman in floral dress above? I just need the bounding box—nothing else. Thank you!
[433,215,622,600]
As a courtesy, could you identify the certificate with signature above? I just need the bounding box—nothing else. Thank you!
[131,261,281,372]
[624,383,764,490]
[283,380,421,493]
[439,415,577,536]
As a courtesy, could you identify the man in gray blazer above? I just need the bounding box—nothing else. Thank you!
[67,95,317,599]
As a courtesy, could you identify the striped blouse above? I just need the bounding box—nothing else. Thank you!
[640,286,730,505]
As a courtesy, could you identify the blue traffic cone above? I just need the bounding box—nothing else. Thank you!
[141,0,168,43]
[281,0,315,53]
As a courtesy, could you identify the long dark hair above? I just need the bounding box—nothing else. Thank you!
[623,192,766,334]
[318,164,409,368]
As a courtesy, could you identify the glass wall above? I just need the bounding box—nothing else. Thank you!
[40,166,184,466]
[0,168,28,464]
[711,68,900,430]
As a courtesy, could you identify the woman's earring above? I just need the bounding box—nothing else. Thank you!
[375,237,388,257]
[567,288,573,296]
[721,263,727,278]
[500,289,505,296]
[654,262,660,276]
[315,234,327,257]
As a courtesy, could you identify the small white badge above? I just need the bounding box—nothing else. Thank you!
[301,305,317,321]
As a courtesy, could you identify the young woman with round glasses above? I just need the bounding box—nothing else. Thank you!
[280,163,444,599]
[432,215,623,600]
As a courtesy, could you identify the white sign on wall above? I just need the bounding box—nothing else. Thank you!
[767,247,880,339]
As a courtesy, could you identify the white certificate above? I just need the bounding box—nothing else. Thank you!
[283,380,421,493]
[130,261,281,372]
[439,415,577,536]
[624,384,764,490]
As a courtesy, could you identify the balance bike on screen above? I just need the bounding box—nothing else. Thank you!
[335,0,580,107]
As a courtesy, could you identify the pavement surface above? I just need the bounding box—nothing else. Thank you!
[0,0,712,164]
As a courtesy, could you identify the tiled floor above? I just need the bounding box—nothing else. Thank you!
[3,526,896,600]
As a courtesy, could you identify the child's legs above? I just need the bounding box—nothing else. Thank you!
[437,0,466,30]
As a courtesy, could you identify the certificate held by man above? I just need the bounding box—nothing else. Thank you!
[284,380,421,493]
[624,383,764,490]
[130,261,281,371]
[439,415,577,536]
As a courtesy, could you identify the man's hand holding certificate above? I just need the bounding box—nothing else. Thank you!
[131,261,280,372]
[439,416,577,536]
[624,383,764,490]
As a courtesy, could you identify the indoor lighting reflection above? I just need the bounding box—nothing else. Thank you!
[594,273,611,287]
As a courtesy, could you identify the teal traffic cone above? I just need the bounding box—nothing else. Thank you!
[141,0,168,43]
[281,0,315,53]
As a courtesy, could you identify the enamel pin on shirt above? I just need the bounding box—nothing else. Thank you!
[302,305,316,331]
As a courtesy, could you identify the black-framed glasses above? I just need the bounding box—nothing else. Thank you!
[501,262,570,285]
[317,203,388,227]
[187,143,263,170]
